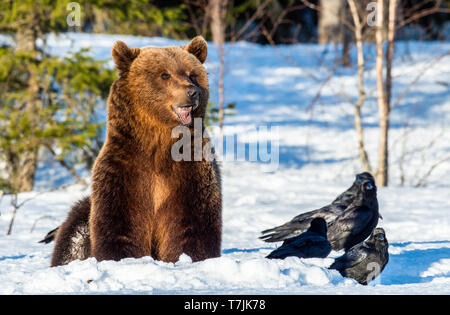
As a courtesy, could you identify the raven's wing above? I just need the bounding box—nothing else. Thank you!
[330,244,371,270]
[260,204,346,243]
[327,205,374,249]
[38,227,59,244]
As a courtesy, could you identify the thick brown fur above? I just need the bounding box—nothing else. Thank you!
[50,36,222,266]
[50,197,91,266]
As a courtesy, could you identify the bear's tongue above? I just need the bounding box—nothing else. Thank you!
[175,106,192,124]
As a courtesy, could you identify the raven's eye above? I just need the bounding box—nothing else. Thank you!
[161,73,171,80]
[366,183,374,190]
[377,234,385,241]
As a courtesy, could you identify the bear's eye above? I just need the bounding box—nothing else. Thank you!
[161,72,171,80]
[189,73,198,84]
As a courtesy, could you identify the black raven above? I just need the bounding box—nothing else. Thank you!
[266,218,332,259]
[260,172,379,251]
[329,227,389,285]
[326,180,379,251]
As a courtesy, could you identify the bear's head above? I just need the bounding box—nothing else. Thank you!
[111,36,209,127]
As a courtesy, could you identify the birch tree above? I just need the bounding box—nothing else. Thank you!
[375,0,398,186]
[209,0,228,156]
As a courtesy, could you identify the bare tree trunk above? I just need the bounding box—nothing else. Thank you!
[210,0,228,157]
[16,24,40,192]
[340,1,351,67]
[385,0,398,109]
[7,193,18,235]
[375,0,389,186]
[18,149,39,192]
[318,0,346,43]
[0,190,3,221]
[217,45,225,158]
[348,0,372,173]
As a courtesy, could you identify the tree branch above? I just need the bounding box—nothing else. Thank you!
[415,156,450,187]
[397,1,450,29]
[391,51,450,111]
[231,0,273,42]
[44,144,89,187]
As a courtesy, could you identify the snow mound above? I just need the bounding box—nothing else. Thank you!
[0,251,349,294]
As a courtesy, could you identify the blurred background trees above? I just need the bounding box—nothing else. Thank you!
[0,1,115,193]
[16,1,446,43]
[0,0,448,192]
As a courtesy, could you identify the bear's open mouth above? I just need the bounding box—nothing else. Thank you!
[172,103,199,125]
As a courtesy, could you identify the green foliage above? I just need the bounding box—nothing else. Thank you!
[0,0,191,38]
[83,0,190,38]
[205,101,236,127]
[0,0,72,34]
[0,45,115,192]
[0,0,122,192]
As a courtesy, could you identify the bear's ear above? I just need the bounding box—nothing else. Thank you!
[112,41,141,74]
[183,36,208,64]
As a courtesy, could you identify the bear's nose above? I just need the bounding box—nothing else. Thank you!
[187,86,201,99]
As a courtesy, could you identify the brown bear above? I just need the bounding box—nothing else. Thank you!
[48,36,222,266]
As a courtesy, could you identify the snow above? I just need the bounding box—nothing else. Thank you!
[421,259,450,278]
[0,33,449,294]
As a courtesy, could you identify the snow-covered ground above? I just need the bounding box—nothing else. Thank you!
[0,33,449,294]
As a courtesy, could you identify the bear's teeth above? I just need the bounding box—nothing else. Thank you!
[181,106,192,112]
[176,106,192,113]
[180,112,191,123]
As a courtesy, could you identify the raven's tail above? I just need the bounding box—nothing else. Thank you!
[39,227,59,244]
[260,217,313,243]
[259,224,307,243]
[265,244,298,259]
[260,229,294,243]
